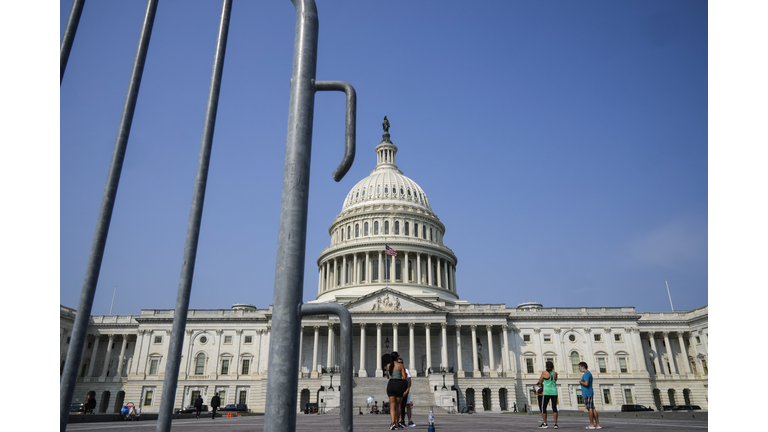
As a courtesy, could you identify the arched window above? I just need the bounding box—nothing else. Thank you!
[422,226,427,239]
[195,353,206,375]
[355,224,359,238]
[373,260,379,281]
[364,222,369,236]
[362,189,365,196]
[395,259,402,281]
[414,223,419,237]
[429,228,433,241]
[384,221,389,235]
[394,221,400,235]
[374,221,379,235]
[384,186,389,194]
[570,351,581,373]
[404,222,409,236]
[408,260,414,281]
[400,188,404,195]
[347,226,351,240]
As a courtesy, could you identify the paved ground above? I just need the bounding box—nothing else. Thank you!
[64,413,708,431]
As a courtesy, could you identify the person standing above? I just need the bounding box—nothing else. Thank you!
[537,361,559,429]
[579,362,601,429]
[194,394,204,419]
[210,392,221,419]
[385,351,407,430]
[513,401,517,412]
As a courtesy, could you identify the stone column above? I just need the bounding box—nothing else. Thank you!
[647,332,662,376]
[298,326,304,375]
[393,323,399,352]
[342,255,347,286]
[378,251,384,283]
[602,328,616,373]
[376,323,383,377]
[312,326,320,378]
[425,323,432,373]
[99,334,115,379]
[427,255,433,286]
[116,335,129,379]
[133,330,147,375]
[234,329,243,377]
[333,258,338,288]
[365,251,370,283]
[452,265,457,291]
[409,323,416,373]
[255,329,264,374]
[471,325,480,375]
[87,335,100,377]
[486,325,495,376]
[630,328,648,373]
[181,329,193,378]
[677,332,692,374]
[688,332,700,374]
[623,327,638,372]
[327,324,335,368]
[553,328,566,373]
[455,324,464,376]
[389,253,395,282]
[436,258,442,288]
[416,254,422,284]
[501,325,510,375]
[441,323,448,368]
[353,253,358,284]
[662,331,678,374]
[701,330,708,352]
[404,251,410,282]
[359,324,368,377]
[211,330,223,376]
[510,328,520,373]
[318,266,323,293]
[532,328,543,370]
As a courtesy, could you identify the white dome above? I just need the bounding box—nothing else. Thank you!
[341,132,432,213]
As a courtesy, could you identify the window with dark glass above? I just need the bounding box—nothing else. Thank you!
[395,259,402,280]
[414,223,418,237]
[374,221,379,235]
[364,222,369,236]
[429,228,433,241]
[373,260,379,281]
[385,258,391,281]
[221,359,229,375]
[408,260,413,281]
[355,224,359,237]
[242,359,250,375]
[384,221,389,234]
[347,226,351,239]
[361,259,366,281]
[394,221,399,235]
[405,222,409,236]
[195,353,205,375]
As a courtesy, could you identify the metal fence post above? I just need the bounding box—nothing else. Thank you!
[60,0,85,83]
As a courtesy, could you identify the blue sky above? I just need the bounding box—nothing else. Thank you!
[58,0,708,315]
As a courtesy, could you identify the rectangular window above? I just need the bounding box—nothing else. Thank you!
[221,359,229,375]
[414,223,418,237]
[603,389,612,405]
[695,336,701,344]
[154,335,162,344]
[190,390,200,406]
[690,360,697,374]
[614,333,622,342]
[619,357,628,373]
[594,334,602,342]
[701,359,707,375]
[529,389,537,406]
[405,222,409,236]
[598,358,607,373]
[219,390,226,405]
[543,334,551,342]
[526,358,534,374]
[224,335,232,344]
[242,359,250,375]
[576,389,584,405]
[624,388,634,404]
[239,390,247,405]
[394,221,399,235]
[149,359,158,375]
[523,334,531,342]
[244,335,253,344]
[144,390,154,406]
[384,221,389,234]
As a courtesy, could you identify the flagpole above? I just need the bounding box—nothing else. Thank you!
[665,280,674,311]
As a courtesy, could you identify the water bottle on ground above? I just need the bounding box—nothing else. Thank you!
[428,409,435,432]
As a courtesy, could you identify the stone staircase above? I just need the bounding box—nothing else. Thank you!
[350,376,451,416]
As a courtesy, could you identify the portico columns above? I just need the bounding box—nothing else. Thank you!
[100,334,115,379]
[404,252,410,282]
[393,323,399,352]
[353,254,358,284]
[647,333,662,376]
[359,324,368,377]
[376,323,383,377]
[297,327,304,376]
[116,335,129,379]
[486,325,495,376]
[318,267,323,293]
[311,326,320,378]
[378,251,384,283]
[501,325,510,374]
[333,259,338,288]
[471,325,480,375]
[342,255,347,285]
[441,323,448,368]
[365,251,370,283]
[425,323,432,372]
[662,331,678,374]
[455,325,464,377]
[436,258,442,288]
[86,336,100,377]
[677,332,692,374]
[389,253,395,282]
[427,255,433,285]
[408,323,415,373]
[327,324,335,368]
[451,265,457,291]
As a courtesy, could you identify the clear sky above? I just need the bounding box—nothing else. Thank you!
[59,0,708,315]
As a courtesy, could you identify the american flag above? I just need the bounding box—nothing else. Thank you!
[385,244,397,257]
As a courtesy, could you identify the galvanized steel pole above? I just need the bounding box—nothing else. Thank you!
[59,1,158,430]
[155,1,232,431]
[60,0,85,83]
[300,303,354,432]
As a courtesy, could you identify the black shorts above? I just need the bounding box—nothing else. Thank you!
[541,395,557,413]
[387,379,408,398]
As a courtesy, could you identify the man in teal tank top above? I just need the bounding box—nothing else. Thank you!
[537,361,559,429]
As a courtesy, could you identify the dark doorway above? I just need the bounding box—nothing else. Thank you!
[99,391,111,413]
[683,389,692,405]
[667,389,677,406]
[113,391,125,413]
[498,388,508,410]
[466,388,475,412]
[653,389,662,410]
[300,389,310,412]
[482,388,491,411]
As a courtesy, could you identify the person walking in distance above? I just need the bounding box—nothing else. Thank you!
[537,361,559,429]
[210,392,221,419]
[513,401,517,412]
[579,362,601,429]
[194,394,204,419]
[385,351,407,430]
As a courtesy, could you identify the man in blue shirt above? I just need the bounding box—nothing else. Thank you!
[578,362,601,429]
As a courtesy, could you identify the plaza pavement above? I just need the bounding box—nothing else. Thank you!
[63,413,707,432]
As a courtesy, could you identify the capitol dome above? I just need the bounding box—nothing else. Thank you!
[315,123,460,304]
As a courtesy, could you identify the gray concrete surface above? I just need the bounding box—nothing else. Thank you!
[63,412,708,431]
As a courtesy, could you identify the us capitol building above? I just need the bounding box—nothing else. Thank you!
[60,125,708,415]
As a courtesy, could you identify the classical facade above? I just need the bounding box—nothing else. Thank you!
[60,128,708,414]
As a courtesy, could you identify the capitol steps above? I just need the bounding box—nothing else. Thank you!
[349,376,451,416]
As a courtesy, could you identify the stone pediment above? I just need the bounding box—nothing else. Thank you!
[344,289,446,314]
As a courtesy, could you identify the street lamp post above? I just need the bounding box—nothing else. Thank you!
[329,372,334,391]
[442,370,447,389]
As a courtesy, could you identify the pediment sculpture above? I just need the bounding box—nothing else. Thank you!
[371,294,401,311]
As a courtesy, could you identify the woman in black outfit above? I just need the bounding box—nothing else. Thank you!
[385,351,407,430]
